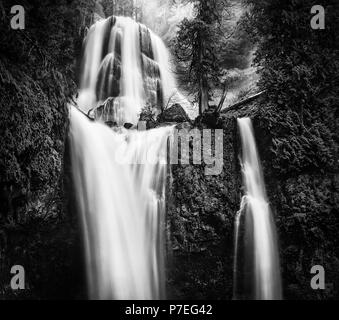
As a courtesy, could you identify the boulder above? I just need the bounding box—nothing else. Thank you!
[93,97,121,125]
[123,123,134,129]
[158,104,190,123]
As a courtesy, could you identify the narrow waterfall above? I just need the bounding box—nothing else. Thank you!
[69,16,177,299]
[233,118,282,300]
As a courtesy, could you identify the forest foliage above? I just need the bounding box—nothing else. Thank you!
[0,0,95,222]
[241,0,339,299]
[244,0,339,175]
[173,0,229,113]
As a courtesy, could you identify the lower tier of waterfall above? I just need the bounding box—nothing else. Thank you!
[69,106,172,299]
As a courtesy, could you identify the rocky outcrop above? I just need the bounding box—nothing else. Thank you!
[158,104,191,123]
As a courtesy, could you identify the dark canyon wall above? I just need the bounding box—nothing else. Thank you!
[166,115,241,300]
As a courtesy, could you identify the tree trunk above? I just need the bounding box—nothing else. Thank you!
[199,78,209,115]
[198,34,208,115]
[215,82,228,114]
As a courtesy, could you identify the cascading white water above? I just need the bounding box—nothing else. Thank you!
[69,107,172,299]
[150,32,176,105]
[77,19,107,112]
[77,16,182,124]
[114,17,145,124]
[234,118,282,300]
[69,16,178,299]
[151,31,192,113]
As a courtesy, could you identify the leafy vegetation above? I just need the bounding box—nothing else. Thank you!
[243,0,338,175]
[240,0,339,298]
[0,0,95,298]
[0,0,95,220]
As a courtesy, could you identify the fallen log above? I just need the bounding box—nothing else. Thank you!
[220,90,266,114]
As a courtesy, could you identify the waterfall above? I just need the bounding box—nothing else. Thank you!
[69,16,177,299]
[69,107,172,299]
[234,118,282,300]
[76,15,180,125]
[77,19,107,112]
[150,32,176,106]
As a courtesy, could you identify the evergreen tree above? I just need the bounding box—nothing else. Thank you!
[173,0,230,114]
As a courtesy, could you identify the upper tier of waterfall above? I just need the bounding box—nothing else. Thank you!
[77,16,184,126]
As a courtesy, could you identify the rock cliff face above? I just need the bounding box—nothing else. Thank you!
[164,113,242,299]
